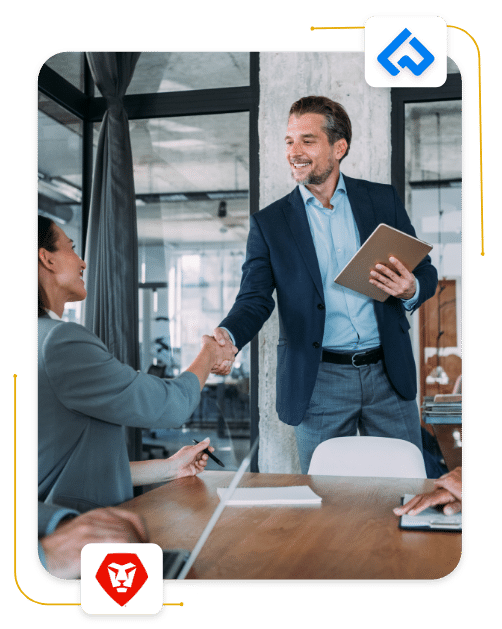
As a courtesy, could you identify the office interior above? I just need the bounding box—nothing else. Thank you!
[38,52,461,478]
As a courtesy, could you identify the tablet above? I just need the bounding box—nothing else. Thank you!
[334,223,433,302]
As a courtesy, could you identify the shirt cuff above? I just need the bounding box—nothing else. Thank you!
[44,506,80,536]
[401,277,420,310]
[38,507,79,570]
[38,541,48,569]
[220,327,236,346]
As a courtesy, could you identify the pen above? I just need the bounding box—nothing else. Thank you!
[192,439,225,467]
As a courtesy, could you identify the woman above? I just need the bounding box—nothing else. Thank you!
[38,216,237,513]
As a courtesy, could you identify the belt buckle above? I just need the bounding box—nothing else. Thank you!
[351,351,366,368]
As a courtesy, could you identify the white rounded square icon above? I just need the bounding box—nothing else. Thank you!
[365,16,447,87]
[81,543,163,615]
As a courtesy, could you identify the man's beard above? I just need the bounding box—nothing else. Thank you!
[291,158,335,186]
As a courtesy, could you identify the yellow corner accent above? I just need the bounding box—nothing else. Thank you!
[448,26,484,255]
[311,24,484,255]
[14,374,181,607]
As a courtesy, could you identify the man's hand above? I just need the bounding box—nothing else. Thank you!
[40,508,149,579]
[369,256,416,300]
[393,487,461,517]
[393,467,462,517]
[168,438,215,478]
[210,328,237,375]
[434,466,462,501]
[186,334,237,388]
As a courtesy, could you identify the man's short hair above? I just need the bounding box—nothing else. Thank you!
[289,96,352,160]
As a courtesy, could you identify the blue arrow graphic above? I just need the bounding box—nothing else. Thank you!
[377,28,434,77]
[397,37,435,76]
[377,28,411,76]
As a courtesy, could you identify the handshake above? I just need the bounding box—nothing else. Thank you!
[201,327,238,376]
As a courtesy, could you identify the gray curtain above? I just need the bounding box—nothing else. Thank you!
[84,52,141,370]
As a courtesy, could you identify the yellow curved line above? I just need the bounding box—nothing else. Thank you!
[448,26,484,255]
[13,373,183,607]
[311,24,484,255]
[13,373,79,607]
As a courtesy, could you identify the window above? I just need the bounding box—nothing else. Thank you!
[405,100,462,399]
[133,111,251,467]
[40,52,259,468]
[38,92,84,323]
[127,52,250,94]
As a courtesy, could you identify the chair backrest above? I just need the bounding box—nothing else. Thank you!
[307,436,427,478]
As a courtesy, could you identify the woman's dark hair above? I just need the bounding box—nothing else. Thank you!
[38,216,58,317]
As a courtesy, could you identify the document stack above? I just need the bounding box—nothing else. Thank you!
[422,394,462,424]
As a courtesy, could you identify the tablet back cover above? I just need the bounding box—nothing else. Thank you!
[334,223,432,302]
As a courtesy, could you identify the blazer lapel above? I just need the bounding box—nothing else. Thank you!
[282,187,324,300]
[343,175,378,245]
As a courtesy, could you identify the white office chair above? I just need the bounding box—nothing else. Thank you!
[307,436,427,478]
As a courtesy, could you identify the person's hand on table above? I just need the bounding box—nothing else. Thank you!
[435,466,461,500]
[369,256,416,300]
[168,437,215,479]
[40,507,149,579]
[209,328,238,375]
[393,467,462,517]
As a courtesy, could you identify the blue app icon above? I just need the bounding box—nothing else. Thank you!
[377,28,435,76]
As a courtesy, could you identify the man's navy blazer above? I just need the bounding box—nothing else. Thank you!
[219,175,438,427]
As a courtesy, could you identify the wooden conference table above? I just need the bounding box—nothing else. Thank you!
[121,471,461,579]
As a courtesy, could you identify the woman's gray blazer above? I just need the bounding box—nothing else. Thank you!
[38,315,201,513]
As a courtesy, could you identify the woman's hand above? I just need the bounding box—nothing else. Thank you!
[168,438,215,479]
[130,438,215,486]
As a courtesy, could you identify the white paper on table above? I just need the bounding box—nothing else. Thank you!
[217,486,322,505]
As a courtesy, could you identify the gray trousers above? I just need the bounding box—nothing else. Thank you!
[294,358,422,474]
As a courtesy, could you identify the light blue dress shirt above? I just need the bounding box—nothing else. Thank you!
[299,173,419,352]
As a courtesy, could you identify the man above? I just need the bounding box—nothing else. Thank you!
[213,96,438,472]
[39,502,148,578]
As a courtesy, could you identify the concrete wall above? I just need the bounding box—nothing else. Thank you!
[257,52,391,473]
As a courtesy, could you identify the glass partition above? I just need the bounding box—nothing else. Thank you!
[132,112,251,469]
[44,52,85,90]
[38,93,84,323]
[404,99,462,400]
[127,52,250,95]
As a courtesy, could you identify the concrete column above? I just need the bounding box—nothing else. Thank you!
[257,52,391,473]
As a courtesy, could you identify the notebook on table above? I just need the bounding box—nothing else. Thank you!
[216,485,322,505]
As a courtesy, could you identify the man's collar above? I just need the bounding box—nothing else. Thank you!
[46,309,62,321]
[298,171,346,206]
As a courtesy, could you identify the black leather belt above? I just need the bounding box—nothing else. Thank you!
[321,347,383,367]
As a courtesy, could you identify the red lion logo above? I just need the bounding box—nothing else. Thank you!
[95,553,148,606]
